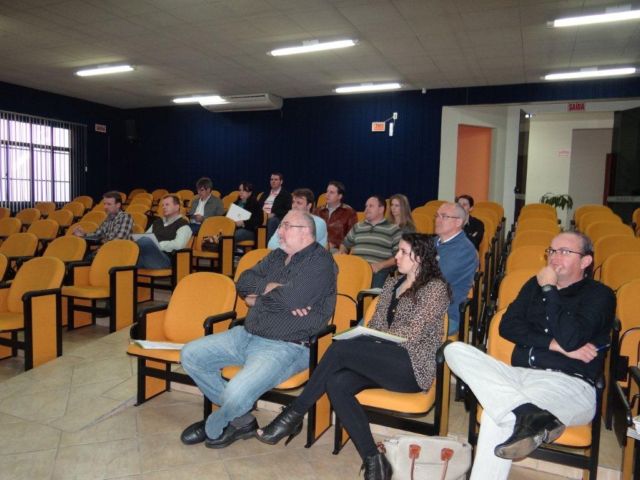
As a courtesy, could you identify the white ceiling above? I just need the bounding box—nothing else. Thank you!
[0,0,638,109]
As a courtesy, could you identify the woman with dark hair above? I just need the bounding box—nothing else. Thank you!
[233,181,263,243]
[256,233,450,480]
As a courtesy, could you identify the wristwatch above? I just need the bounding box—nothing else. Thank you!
[541,284,556,293]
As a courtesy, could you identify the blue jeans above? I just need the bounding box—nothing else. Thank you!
[371,267,392,288]
[136,237,171,269]
[234,228,255,243]
[180,326,309,439]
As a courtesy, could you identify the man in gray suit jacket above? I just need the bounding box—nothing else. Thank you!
[188,177,224,234]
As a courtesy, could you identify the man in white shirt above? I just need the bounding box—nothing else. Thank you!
[268,188,327,249]
[136,195,192,269]
[259,172,291,242]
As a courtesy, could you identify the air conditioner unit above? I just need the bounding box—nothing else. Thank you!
[200,93,283,112]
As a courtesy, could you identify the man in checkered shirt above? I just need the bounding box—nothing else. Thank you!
[73,191,133,243]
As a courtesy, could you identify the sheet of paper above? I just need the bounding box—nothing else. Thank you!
[131,233,159,246]
[333,325,406,344]
[133,340,184,350]
[226,203,252,221]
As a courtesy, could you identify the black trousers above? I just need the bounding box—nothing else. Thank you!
[292,338,421,460]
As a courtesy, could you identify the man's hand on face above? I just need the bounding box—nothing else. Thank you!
[536,265,558,287]
[549,339,598,363]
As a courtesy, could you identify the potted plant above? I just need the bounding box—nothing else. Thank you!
[540,193,573,211]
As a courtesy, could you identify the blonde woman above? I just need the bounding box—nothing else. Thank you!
[388,194,416,233]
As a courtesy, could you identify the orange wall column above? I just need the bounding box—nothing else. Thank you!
[455,125,492,201]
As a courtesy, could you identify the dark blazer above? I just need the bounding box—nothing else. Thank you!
[259,188,291,220]
[464,215,484,250]
[235,197,263,231]
[188,195,224,220]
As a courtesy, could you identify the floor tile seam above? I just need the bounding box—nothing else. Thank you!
[0,444,61,460]
[55,434,141,452]
[0,447,58,480]
[133,399,204,411]
[69,374,135,390]
[139,456,226,475]
[58,397,137,433]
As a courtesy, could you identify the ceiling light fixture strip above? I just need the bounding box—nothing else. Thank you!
[544,67,636,81]
[553,8,640,27]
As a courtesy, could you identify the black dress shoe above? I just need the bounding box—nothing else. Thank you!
[180,420,206,445]
[205,418,258,449]
[255,405,304,446]
[361,452,392,480]
[494,409,565,459]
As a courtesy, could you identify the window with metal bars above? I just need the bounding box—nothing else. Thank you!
[0,110,86,210]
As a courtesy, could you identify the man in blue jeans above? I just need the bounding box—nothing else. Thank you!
[180,209,337,449]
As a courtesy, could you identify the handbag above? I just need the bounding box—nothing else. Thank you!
[381,435,472,480]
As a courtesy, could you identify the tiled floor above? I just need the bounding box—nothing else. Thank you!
[0,320,625,479]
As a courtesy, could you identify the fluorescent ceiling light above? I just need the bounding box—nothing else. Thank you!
[335,82,402,94]
[269,39,356,56]
[199,96,228,106]
[544,67,636,81]
[553,8,640,27]
[172,95,227,105]
[75,65,134,77]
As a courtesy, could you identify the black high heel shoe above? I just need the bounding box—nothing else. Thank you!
[361,452,392,480]
[255,405,304,446]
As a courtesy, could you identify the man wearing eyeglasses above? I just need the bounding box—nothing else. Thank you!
[268,188,327,249]
[188,177,224,234]
[180,209,337,450]
[434,202,478,336]
[444,232,615,480]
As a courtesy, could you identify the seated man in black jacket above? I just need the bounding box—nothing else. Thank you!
[444,231,614,480]
[259,172,291,242]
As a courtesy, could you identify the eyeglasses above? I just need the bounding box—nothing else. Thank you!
[545,247,585,257]
[278,221,308,231]
[434,214,460,220]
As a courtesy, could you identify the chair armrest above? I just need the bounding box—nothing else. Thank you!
[614,382,634,427]
[309,324,336,344]
[132,303,169,340]
[229,316,246,329]
[67,260,92,270]
[630,366,640,388]
[203,310,237,334]
[10,255,35,266]
[436,340,453,365]
[138,302,169,319]
[22,288,61,302]
[109,265,137,275]
[356,289,381,321]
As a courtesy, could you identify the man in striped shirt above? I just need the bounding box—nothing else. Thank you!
[180,209,337,449]
[339,195,401,288]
